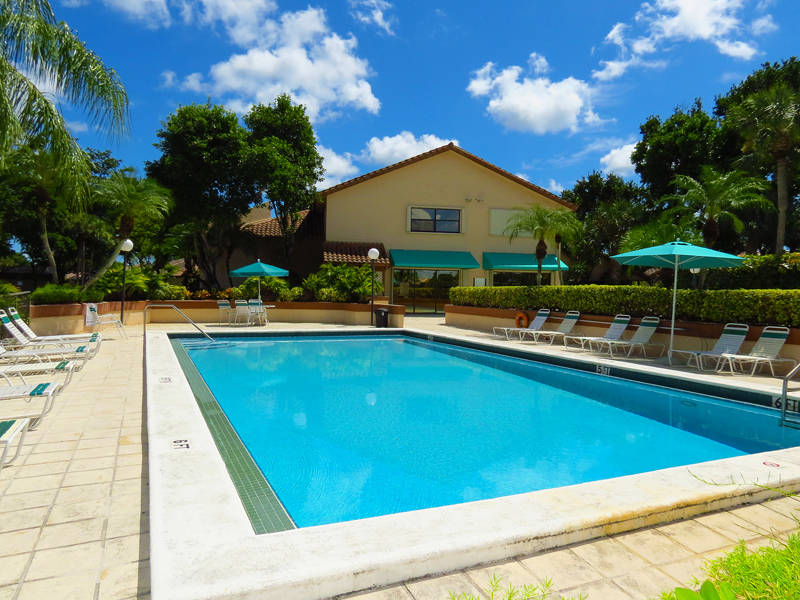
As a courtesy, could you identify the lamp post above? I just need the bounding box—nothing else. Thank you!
[368,247,380,326]
[120,239,133,325]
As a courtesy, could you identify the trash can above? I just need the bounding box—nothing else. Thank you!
[374,308,389,328]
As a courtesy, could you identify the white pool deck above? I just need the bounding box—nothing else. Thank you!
[0,316,798,600]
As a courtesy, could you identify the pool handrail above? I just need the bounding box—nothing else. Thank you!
[143,304,215,342]
[780,361,800,427]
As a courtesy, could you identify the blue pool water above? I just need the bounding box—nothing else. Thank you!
[181,335,800,528]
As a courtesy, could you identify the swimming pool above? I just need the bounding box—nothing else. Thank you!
[178,334,800,529]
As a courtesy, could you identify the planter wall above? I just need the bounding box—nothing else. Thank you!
[445,304,800,364]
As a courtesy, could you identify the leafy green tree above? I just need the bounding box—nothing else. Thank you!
[504,205,579,285]
[665,166,772,249]
[244,94,323,260]
[145,104,259,289]
[0,0,128,175]
[727,83,800,254]
[84,172,172,287]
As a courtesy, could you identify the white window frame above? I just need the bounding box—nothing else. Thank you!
[407,205,464,234]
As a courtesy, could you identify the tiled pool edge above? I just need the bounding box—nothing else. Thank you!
[148,328,800,600]
[168,338,294,534]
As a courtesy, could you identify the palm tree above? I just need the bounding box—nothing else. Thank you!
[665,166,772,248]
[83,172,172,287]
[504,205,580,285]
[727,83,800,254]
[0,0,128,176]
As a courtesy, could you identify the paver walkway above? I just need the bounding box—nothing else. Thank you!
[0,318,797,600]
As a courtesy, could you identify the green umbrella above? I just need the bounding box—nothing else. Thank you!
[611,241,744,356]
[230,259,289,300]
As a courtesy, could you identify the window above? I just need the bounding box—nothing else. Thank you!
[410,207,461,233]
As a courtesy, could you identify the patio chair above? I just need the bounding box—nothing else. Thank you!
[716,326,796,377]
[247,299,267,326]
[0,309,95,350]
[233,300,249,324]
[0,379,62,426]
[0,342,97,366]
[564,314,631,351]
[216,300,234,325]
[493,309,550,340]
[588,316,663,358]
[8,307,101,345]
[521,311,580,344]
[0,360,76,387]
[0,417,30,474]
[670,323,749,371]
[85,303,127,339]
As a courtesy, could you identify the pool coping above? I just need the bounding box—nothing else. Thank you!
[146,327,800,600]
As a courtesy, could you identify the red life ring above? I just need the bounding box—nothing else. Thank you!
[515,312,529,328]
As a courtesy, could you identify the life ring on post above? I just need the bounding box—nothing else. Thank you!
[515,312,529,329]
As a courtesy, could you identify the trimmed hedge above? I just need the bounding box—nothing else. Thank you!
[705,253,800,290]
[449,285,800,327]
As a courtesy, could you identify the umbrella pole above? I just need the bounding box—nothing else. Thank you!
[258,278,261,301]
[669,255,678,362]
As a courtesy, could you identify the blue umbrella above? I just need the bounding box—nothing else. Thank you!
[611,241,744,355]
[230,259,289,300]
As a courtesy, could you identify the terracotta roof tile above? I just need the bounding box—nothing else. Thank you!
[319,143,576,210]
[242,210,309,237]
[323,242,390,267]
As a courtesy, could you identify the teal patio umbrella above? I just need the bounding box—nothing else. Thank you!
[611,241,744,355]
[230,259,289,300]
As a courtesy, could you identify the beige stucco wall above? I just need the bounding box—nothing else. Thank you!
[325,149,570,287]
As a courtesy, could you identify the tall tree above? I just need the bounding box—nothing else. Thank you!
[244,94,323,262]
[0,0,128,175]
[727,84,800,254]
[145,104,259,289]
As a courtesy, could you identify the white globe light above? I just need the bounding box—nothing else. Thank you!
[121,239,134,252]
[367,247,380,261]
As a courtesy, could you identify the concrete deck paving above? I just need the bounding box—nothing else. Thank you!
[0,317,797,600]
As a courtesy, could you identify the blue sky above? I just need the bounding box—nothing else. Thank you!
[56,0,799,194]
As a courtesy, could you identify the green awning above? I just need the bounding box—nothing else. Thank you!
[390,249,480,269]
[482,252,569,271]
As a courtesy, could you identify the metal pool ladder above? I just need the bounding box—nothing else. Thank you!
[780,362,800,428]
[143,304,215,342]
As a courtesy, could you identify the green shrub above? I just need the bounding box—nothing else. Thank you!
[449,285,800,327]
[705,253,800,289]
[303,264,383,303]
[30,283,105,304]
[234,276,298,301]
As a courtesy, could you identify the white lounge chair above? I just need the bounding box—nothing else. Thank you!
[0,380,62,426]
[0,342,97,366]
[0,417,29,473]
[670,323,750,371]
[717,326,796,376]
[8,307,101,345]
[0,360,76,387]
[564,314,631,351]
[522,311,580,344]
[85,303,127,338]
[589,316,664,358]
[0,309,97,351]
[493,308,550,340]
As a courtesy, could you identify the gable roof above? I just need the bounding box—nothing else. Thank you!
[319,143,576,210]
[242,210,309,237]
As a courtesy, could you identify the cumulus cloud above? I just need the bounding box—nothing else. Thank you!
[468,59,599,135]
[527,52,549,75]
[750,14,778,36]
[318,145,359,188]
[102,0,171,28]
[547,179,565,194]
[600,142,636,176]
[185,0,278,46]
[349,0,396,35]
[360,131,457,165]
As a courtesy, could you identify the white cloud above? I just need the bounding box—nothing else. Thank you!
[349,0,396,35]
[527,52,549,75]
[360,131,457,165]
[600,142,636,176]
[713,38,757,59]
[188,0,278,47]
[67,120,89,133]
[61,0,89,6]
[605,23,628,49]
[547,179,565,194]
[467,60,599,135]
[514,172,530,181]
[318,145,359,188]
[101,0,171,28]
[160,70,177,88]
[751,14,778,36]
[181,72,208,92]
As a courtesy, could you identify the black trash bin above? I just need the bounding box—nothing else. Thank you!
[374,307,389,328]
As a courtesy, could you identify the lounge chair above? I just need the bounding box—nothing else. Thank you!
[0,309,98,351]
[564,314,631,350]
[217,300,234,325]
[521,311,580,344]
[0,342,97,366]
[589,316,664,358]
[8,307,101,345]
[493,309,550,340]
[84,303,127,338]
[0,360,76,387]
[0,380,62,426]
[670,323,749,371]
[716,326,797,376]
[0,417,30,473]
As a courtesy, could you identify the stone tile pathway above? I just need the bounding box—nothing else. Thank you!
[0,318,796,600]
